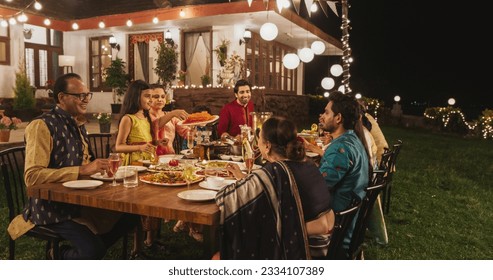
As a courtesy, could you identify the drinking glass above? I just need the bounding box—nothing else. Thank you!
[182,161,196,190]
[108,153,121,186]
[123,166,138,188]
[244,156,254,175]
[187,128,195,150]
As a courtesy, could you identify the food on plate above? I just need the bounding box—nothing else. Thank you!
[148,163,184,172]
[169,159,179,166]
[182,111,214,124]
[140,171,199,185]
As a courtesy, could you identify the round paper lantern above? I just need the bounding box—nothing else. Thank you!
[283,53,300,69]
[298,48,314,63]
[330,64,343,77]
[338,85,345,93]
[355,93,362,99]
[448,98,456,106]
[311,41,325,55]
[321,77,335,90]
[260,22,278,41]
[323,91,330,98]
[394,95,401,102]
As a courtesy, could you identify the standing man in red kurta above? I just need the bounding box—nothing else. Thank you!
[217,79,254,139]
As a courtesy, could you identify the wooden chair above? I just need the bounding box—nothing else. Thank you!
[325,195,362,260]
[381,140,403,214]
[0,146,64,259]
[348,182,386,260]
[87,133,112,159]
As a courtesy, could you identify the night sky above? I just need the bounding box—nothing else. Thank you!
[306,1,492,118]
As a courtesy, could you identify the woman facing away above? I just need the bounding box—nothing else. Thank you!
[215,116,335,259]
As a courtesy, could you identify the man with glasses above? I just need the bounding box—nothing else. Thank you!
[18,73,139,259]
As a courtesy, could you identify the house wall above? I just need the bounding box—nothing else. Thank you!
[1,24,304,113]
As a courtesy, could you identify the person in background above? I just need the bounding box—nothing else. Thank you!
[308,91,372,253]
[359,100,389,163]
[217,79,254,140]
[18,73,139,259]
[214,116,334,259]
[149,85,190,156]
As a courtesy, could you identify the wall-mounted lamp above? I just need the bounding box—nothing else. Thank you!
[109,35,120,51]
[239,29,252,46]
[165,30,174,45]
[59,55,75,73]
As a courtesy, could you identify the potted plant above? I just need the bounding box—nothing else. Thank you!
[0,115,22,142]
[154,42,178,89]
[214,39,230,66]
[104,58,130,114]
[177,70,186,87]
[93,112,112,133]
[200,74,211,87]
[13,59,38,121]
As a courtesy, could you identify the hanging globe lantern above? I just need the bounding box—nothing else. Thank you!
[282,53,300,69]
[448,98,456,106]
[321,77,335,90]
[394,95,401,102]
[338,85,345,93]
[311,41,326,55]
[330,64,343,77]
[260,22,278,41]
[298,48,314,63]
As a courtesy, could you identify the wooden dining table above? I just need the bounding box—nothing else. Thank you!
[26,173,221,258]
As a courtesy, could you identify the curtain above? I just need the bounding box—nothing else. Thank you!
[201,32,211,76]
[184,33,201,84]
[137,42,149,82]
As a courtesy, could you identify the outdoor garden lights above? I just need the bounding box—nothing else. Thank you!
[321,77,335,90]
[239,30,252,45]
[394,95,401,102]
[311,41,326,55]
[330,64,343,77]
[298,47,314,63]
[448,98,456,106]
[109,36,120,51]
[260,22,278,41]
[165,30,174,45]
[282,53,300,70]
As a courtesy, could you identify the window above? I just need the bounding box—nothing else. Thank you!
[128,32,163,83]
[181,28,212,86]
[89,36,112,91]
[244,32,296,93]
[24,24,63,87]
[0,25,10,65]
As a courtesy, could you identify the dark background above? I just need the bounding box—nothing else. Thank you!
[305,1,492,118]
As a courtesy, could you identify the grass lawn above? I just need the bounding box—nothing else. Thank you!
[1,125,492,259]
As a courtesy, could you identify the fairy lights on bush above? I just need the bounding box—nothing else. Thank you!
[424,107,492,139]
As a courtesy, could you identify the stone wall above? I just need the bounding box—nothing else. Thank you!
[173,89,310,129]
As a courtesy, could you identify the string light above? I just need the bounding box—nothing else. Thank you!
[152,17,159,24]
[43,18,51,26]
[98,21,105,29]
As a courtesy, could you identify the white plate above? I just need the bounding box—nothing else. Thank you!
[237,162,262,171]
[120,165,148,172]
[180,149,193,155]
[90,170,128,181]
[63,180,103,189]
[199,179,236,191]
[177,189,217,201]
[177,115,219,126]
[306,152,319,158]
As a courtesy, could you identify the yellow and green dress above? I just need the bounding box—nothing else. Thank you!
[121,114,154,166]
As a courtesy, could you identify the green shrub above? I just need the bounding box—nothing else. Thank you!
[13,60,35,110]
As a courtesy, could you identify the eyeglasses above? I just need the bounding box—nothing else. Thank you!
[151,94,166,99]
[63,92,93,101]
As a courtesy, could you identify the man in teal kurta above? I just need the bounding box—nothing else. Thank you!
[318,92,369,250]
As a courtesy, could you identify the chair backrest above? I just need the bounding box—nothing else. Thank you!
[325,195,361,259]
[87,133,112,159]
[389,139,403,172]
[0,146,27,221]
[348,182,386,259]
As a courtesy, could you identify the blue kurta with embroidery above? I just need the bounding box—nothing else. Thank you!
[319,130,369,248]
